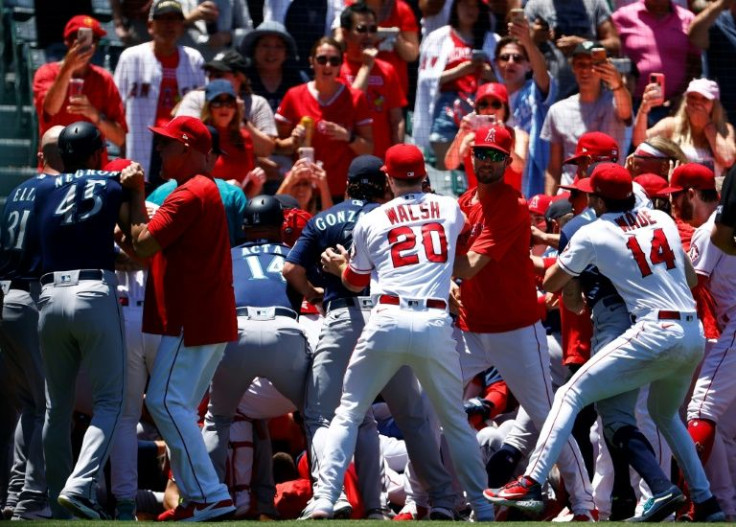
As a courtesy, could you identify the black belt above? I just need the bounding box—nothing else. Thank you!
[235,306,298,320]
[9,280,31,291]
[325,297,359,312]
[40,269,104,285]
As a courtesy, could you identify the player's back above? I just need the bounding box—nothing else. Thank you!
[579,207,696,318]
[34,170,123,273]
[355,192,463,300]
[232,241,301,311]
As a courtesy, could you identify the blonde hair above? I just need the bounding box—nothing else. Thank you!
[671,96,730,147]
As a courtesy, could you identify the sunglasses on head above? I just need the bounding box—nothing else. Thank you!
[314,55,342,66]
[355,24,378,33]
[477,99,503,110]
[473,147,508,162]
[498,53,525,63]
[210,97,236,108]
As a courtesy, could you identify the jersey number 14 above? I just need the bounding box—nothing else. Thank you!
[625,228,676,278]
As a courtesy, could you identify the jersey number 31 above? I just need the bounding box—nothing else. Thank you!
[388,222,448,268]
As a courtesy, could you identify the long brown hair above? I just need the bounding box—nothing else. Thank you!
[201,96,246,150]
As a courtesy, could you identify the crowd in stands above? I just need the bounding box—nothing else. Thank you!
[2,0,736,521]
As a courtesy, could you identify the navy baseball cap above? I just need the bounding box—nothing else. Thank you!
[348,155,385,185]
[205,79,237,102]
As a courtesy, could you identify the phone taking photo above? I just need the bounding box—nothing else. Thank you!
[77,27,93,51]
[650,73,665,105]
[509,8,525,24]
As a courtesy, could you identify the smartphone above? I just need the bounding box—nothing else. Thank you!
[509,8,525,24]
[298,147,315,163]
[77,27,93,51]
[376,27,399,52]
[650,73,665,105]
[591,47,607,64]
[471,113,497,129]
[471,49,489,63]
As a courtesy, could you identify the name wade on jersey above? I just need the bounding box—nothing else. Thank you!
[614,209,658,232]
[385,201,441,225]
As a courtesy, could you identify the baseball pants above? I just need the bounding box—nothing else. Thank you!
[145,335,229,504]
[525,315,712,503]
[313,305,495,520]
[38,270,125,506]
[460,323,595,512]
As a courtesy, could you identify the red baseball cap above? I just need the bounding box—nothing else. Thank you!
[559,176,594,193]
[588,162,633,200]
[528,194,553,215]
[381,144,427,180]
[104,158,133,171]
[63,15,106,40]
[475,83,509,106]
[473,124,513,155]
[633,173,668,199]
[149,116,212,155]
[564,132,619,165]
[657,163,715,195]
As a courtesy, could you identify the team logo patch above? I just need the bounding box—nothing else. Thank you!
[484,127,496,143]
[60,274,72,283]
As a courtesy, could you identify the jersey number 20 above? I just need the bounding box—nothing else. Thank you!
[388,222,448,268]
[625,228,676,277]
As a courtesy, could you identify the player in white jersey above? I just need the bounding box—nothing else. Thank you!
[658,163,736,517]
[300,144,495,521]
[485,163,726,522]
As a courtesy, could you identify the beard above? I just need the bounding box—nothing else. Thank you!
[474,162,505,185]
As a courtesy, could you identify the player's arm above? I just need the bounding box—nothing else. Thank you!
[453,250,491,279]
[320,244,368,293]
[119,165,161,258]
[543,261,575,292]
[282,261,324,304]
[684,253,698,289]
[561,278,585,315]
[711,223,736,255]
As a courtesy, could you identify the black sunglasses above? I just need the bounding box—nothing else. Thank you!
[477,99,503,110]
[355,24,378,33]
[498,53,525,63]
[473,147,508,162]
[210,98,236,108]
[314,55,342,66]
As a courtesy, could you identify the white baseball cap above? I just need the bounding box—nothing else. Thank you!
[686,78,720,101]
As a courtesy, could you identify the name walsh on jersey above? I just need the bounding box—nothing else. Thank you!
[385,202,441,225]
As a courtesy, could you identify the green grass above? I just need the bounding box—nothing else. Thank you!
[23,522,736,526]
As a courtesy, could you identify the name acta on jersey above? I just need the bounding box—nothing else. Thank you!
[385,202,441,225]
[239,243,286,256]
[614,209,658,232]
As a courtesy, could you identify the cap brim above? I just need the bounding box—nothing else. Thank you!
[560,178,594,193]
[149,125,181,143]
[655,185,684,196]
[563,153,588,165]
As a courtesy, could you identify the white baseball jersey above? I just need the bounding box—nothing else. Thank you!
[689,210,736,328]
[348,192,464,300]
[559,207,696,319]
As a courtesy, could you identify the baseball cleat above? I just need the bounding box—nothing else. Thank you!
[164,498,235,522]
[483,476,544,514]
[693,496,727,522]
[366,507,395,520]
[57,493,110,520]
[332,497,353,519]
[428,506,455,521]
[298,498,334,520]
[625,485,685,522]
[11,504,53,521]
[393,503,428,521]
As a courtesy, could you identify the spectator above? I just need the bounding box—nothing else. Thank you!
[176,49,277,160]
[114,0,206,187]
[530,16,577,100]
[111,0,154,46]
[241,21,305,113]
[413,0,497,167]
[275,37,373,201]
[339,3,406,159]
[494,24,555,197]
[542,41,632,194]
[688,0,736,124]
[276,158,333,214]
[612,0,701,124]
[33,15,127,153]
[633,78,735,179]
[179,0,254,61]
[202,80,266,196]
[418,0,501,37]
[625,136,687,177]
[524,0,620,56]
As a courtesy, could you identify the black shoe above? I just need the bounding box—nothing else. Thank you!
[57,493,110,520]
[693,496,726,522]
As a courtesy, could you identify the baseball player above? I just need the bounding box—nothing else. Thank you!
[284,155,458,519]
[0,126,65,520]
[659,163,736,518]
[486,163,725,522]
[32,121,134,519]
[201,194,310,517]
[301,144,495,521]
[121,116,237,522]
[452,124,595,519]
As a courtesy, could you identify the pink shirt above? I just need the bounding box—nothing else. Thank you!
[612,1,699,98]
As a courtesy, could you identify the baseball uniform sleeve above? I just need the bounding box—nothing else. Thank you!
[347,217,372,274]
[716,166,736,227]
[557,227,596,276]
[689,225,722,278]
[286,219,321,267]
[146,186,200,249]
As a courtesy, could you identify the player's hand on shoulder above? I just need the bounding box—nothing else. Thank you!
[120,162,146,190]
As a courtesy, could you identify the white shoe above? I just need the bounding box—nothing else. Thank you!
[298,498,334,520]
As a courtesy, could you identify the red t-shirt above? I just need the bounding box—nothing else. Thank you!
[155,50,180,128]
[376,0,418,97]
[457,184,540,333]
[33,62,127,138]
[276,82,372,197]
[143,174,237,346]
[340,57,406,159]
[441,31,476,95]
[211,127,255,183]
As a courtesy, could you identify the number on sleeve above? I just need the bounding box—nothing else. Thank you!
[388,222,448,268]
[626,228,677,278]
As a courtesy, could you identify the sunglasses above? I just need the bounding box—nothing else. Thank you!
[355,24,378,33]
[210,98,236,108]
[473,147,508,162]
[477,99,503,110]
[314,55,342,66]
[498,53,525,63]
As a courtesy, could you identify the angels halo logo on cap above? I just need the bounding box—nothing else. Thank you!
[485,127,496,144]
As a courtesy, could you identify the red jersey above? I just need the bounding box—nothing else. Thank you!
[457,184,540,333]
[143,174,238,346]
[441,31,476,95]
[276,82,372,197]
[211,127,255,183]
[340,57,406,159]
[33,62,127,138]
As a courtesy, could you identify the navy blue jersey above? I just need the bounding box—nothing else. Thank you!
[232,241,301,311]
[286,199,379,303]
[560,207,620,308]
[0,175,48,281]
[33,170,124,273]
